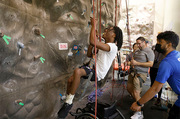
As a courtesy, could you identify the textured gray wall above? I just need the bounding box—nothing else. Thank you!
[0,0,119,119]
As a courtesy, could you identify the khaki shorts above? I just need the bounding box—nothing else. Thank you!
[127,72,147,91]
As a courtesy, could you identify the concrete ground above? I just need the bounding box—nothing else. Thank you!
[65,76,169,119]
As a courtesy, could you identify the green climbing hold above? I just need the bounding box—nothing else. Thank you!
[40,34,45,39]
[40,57,45,63]
[2,35,11,45]
[18,102,24,106]
[70,15,73,20]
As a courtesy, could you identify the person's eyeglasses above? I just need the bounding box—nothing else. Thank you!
[136,41,144,45]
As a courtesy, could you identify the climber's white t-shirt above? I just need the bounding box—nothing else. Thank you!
[96,43,117,80]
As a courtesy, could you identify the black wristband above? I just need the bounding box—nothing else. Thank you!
[136,101,143,107]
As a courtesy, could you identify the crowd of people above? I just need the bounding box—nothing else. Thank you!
[125,31,180,119]
[57,17,180,119]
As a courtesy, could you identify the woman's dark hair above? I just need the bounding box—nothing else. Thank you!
[113,26,123,50]
[133,43,137,49]
[157,31,179,49]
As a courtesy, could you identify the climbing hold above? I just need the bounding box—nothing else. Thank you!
[101,2,105,6]
[68,48,73,56]
[0,32,4,38]
[40,34,45,39]
[61,96,66,100]
[34,28,45,38]
[15,99,24,106]
[59,94,66,100]
[40,57,45,63]
[34,55,41,61]
[72,45,80,55]
[81,9,86,15]
[70,16,73,20]
[67,14,73,20]
[73,45,78,50]
[68,52,73,56]
[78,45,82,50]
[2,35,11,45]
[34,28,40,35]
[87,21,91,27]
[102,22,105,27]
[84,47,88,51]
[84,47,87,54]
[18,102,24,106]
[17,42,24,56]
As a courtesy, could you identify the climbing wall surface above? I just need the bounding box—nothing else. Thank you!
[0,0,120,119]
[118,1,155,61]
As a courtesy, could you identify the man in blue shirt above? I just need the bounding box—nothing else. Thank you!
[130,31,180,119]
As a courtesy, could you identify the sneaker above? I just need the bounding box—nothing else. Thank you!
[58,103,73,118]
[131,111,144,119]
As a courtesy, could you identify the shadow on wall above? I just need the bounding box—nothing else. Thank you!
[0,0,119,119]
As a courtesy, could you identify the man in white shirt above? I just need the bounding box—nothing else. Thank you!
[57,17,123,119]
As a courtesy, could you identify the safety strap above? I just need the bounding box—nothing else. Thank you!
[136,75,145,87]
[132,70,145,87]
[80,72,93,99]
[117,52,121,67]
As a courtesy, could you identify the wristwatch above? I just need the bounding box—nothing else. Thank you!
[136,101,144,107]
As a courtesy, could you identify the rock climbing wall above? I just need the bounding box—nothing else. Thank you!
[118,1,155,61]
[0,0,120,119]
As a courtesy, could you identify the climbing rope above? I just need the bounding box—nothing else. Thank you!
[116,0,131,106]
[93,0,125,117]
[99,0,102,41]
[97,0,98,19]
[125,0,131,51]
[115,0,117,26]
[92,0,98,118]
[111,0,130,106]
